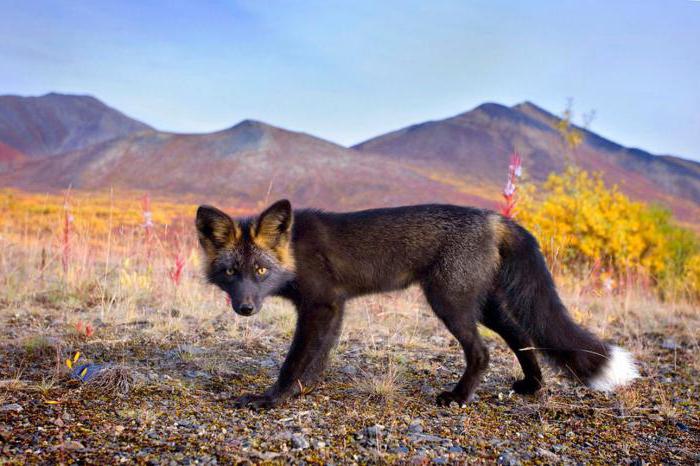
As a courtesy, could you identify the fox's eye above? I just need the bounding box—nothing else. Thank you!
[225,268,236,276]
[255,266,268,276]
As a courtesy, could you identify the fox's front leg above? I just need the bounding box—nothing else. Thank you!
[234,301,344,409]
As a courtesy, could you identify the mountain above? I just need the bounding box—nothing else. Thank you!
[1,118,486,209]
[354,101,700,220]
[0,141,26,163]
[0,93,152,158]
[2,93,698,221]
[0,141,27,173]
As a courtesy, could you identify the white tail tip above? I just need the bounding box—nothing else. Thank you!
[588,346,639,392]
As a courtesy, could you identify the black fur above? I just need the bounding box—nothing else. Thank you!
[196,201,614,409]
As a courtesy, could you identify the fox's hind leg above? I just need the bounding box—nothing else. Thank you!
[423,282,489,407]
[481,294,543,395]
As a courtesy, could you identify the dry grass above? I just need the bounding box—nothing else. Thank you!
[0,188,698,463]
[79,365,140,397]
[355,359,405,401]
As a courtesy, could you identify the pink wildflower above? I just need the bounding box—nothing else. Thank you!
[500,151,522,218]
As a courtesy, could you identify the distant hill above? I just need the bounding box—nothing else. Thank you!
[354,101,700,220]
[1,117,485,209]
[0,141,26,173]
[0,93,151,158]
[1,93,698,221]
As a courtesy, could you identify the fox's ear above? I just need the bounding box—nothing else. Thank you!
[254,199,293,248]
[195,205,240,253]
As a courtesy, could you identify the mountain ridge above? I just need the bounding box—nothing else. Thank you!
[352,101,700,218]
[1,108,486,209]
[1,93,698,222]
[0,92,152,158]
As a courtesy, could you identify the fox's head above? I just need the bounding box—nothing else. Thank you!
[195,199,295,316]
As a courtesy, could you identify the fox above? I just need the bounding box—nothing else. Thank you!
[195,199,638,409]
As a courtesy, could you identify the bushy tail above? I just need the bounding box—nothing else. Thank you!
[496,219,638,392]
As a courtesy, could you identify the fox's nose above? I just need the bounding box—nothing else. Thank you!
[238,303,255,316]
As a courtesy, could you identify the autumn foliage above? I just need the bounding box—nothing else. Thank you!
[517,167,700,299]
[0,175,698,303]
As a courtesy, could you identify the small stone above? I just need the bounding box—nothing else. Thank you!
[661,339,681,350]
[274,430,293,442]
[259,358,277,368]
[183,370,210,379]
[115,425,125,435]
[1,403,22,412]
[448,446,464,453]
[407,420,423,433]
[310,439,325,449]
[340,365,357,376]
[53,418,64,427]
[433,458,448,465]
[93,318,107,328]
[61,440,85,450]
[537,448,560,461]
[408,433,444,444]
[497,450,520,466]
[365,424,384,437]
[291,433,309,450]
[420,385,435,395]
[176,420,197,429]
[675,421,689,432]
[429,336,447,345]
[392,445,409,454]
[181,345,206,355]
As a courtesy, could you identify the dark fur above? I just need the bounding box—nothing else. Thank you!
[196,200,612,409]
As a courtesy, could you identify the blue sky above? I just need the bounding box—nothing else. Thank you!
[2,0,699,160]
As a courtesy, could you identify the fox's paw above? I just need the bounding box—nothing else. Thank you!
[233,393,281,410]
[512,378,542,395]
[435,391,472,408]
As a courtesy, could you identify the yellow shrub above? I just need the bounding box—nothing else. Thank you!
[518,167,699,299]
[685,254,700,299]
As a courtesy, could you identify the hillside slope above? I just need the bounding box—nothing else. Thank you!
[0,93,152,158]
[2,119,487,209]
[2,94,698,220]
[354,102,700,219]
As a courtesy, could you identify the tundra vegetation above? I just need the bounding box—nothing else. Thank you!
[0,178,698,464]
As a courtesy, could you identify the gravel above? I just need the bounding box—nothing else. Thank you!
[1,403,23,412]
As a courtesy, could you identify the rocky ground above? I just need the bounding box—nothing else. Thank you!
[1,292,698,465]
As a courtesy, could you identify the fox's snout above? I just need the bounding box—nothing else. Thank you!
[234,301,257,316]
[228,279,263,316]
[230,289,260,316]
